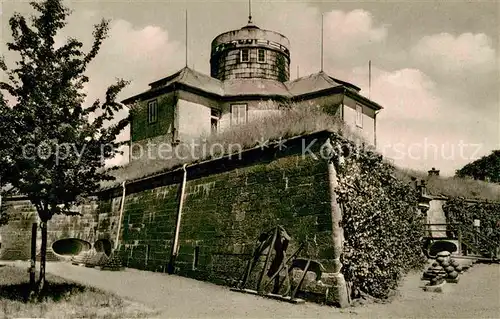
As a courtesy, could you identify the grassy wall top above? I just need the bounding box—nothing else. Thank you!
[102,104,362,189]
[102,101,500,202]
[396,168,500,202]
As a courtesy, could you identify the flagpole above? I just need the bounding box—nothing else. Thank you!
[185,10,188,67]
[321,13,324,72]
[369,60,372,99]
[248,0,252,23]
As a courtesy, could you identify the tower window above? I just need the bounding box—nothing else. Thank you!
[211,118,218,134]
[211,108,220,118]
[211,108,220,134]
[257,49,266,63]
[148,100,158,124]
[231,104,247,125]
[240,49,249,62]
[356,104,363,128]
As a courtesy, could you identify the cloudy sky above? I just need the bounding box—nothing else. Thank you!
[1,0,499,176]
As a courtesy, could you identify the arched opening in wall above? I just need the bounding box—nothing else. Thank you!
[94,239,112,257]
[428,240,458,257]
[52,238,91,256]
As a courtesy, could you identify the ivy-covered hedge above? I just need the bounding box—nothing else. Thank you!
[0,213,8,227]
[443,199,500,250]
[0,201,8,226]
[331,136,426,299]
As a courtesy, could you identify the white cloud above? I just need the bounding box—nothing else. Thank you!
[55,10,183,102]
[256,2,321,77]
[346,67,442,120]
[373,69,442,119]
[104,20,179,63]
[411,32,497,74]
[260,6,388,78]
[341,65,497,175]
[323,9,388,58]
[376,119,494,176]
[95,19,183,93]
[54,11,184,168]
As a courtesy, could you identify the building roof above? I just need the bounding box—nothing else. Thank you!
[149,67,224,96]
[240,22,260,30]
[211,22,290,51]
[285,71,360,96]
[122,67,380,109]
[285,71,383,110]
[123,67,224,103]
[223,78,292,98]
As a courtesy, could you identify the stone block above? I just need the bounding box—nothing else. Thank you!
[445,277,459,283]
[422,281,446,293]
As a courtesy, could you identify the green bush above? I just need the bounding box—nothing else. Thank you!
[0,204,8,226]
[332,136,426,299]
[456,150,500,183]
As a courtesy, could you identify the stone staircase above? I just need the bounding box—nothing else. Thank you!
[451,223,499,263]
[424,223,499,264]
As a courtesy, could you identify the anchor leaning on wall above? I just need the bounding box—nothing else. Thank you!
[167,163,189,274]
[114,180,127,251]
[324,137,350,308]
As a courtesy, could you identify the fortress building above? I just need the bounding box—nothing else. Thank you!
[122,17,383,160]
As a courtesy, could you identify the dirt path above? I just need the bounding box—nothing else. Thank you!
[4,261,499,318]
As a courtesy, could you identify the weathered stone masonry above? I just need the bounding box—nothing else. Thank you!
[0,196,102,260]
[0,197,38,260]
[103,131,339,286]
[1,131,343,292]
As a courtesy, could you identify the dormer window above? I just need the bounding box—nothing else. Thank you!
[231,104,247,125]
[211,108,220,134]
[257,49,265,63]
[148,99,158,124]
[240,49,249,62]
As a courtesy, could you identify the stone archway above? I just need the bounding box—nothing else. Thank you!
[94,239,112,257]
[51,238,91,256]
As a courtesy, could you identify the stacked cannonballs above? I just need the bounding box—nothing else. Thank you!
[422,251,463,285]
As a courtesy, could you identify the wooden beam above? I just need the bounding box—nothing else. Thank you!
[257,227,277,292]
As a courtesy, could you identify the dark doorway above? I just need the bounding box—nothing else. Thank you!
[52,238,91,256]
[94,239,113,257]
[428,240,458,257]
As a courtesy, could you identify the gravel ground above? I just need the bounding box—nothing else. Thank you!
[3,260,499,318]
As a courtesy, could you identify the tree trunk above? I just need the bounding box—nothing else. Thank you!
[28,222,37,301]
[37,220,47,295]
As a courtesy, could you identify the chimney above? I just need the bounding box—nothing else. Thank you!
[428,167,440,177]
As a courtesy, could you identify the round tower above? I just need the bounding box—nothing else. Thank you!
[210,21,291,82]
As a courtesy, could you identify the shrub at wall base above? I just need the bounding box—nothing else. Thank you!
[332,136,427,299]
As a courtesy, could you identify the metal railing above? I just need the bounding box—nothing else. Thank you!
[424,223,499,259]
